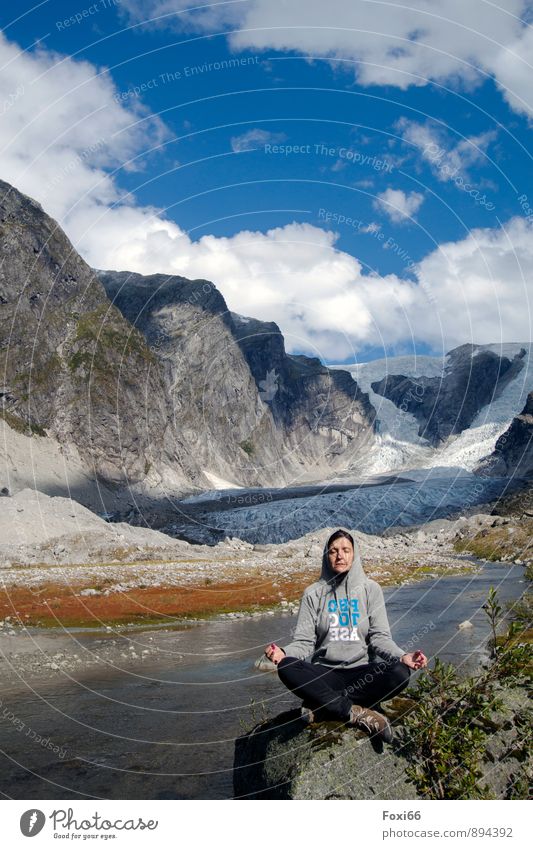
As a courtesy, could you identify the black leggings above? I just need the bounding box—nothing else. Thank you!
[277,655,411,721]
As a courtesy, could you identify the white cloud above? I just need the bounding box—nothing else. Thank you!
[374,188,424,223]
[119,0,244,31]
[230,128,285,152]
[121,0,533,118]
[413,216,533,349]
[1,32,532,363]
[77,208,533,361]
[397,118,496,182]
[361,221,381,234]
[0,31,169,227]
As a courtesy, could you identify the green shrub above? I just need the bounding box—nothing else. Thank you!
[401,586,531,799]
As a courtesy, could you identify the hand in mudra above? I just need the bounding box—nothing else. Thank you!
[400,650,428,670]
[265,643,285,665]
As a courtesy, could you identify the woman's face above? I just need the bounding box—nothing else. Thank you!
[327,537,354,574]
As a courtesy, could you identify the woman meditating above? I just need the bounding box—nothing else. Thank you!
[265,529,427,743]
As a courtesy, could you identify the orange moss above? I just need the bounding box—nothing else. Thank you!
[0,561,469,629]
[0,573,316,628]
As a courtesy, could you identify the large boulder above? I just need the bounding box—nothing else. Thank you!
[234,697,419,800]
[234,684,531,799]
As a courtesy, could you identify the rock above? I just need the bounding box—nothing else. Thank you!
[234,697,419,799]
[476,390,533,479]
[478,684,532,798]
[235,685,531,800]
[254,656,277,672]
[97,269,376,489]
[458,620,474,629]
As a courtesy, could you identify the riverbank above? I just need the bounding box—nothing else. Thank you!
[1,505,530,696]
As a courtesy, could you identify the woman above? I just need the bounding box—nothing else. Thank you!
[265,529,427,743]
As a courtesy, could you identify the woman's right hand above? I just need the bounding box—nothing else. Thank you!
[265,643,285,665]
[400,649,428,670]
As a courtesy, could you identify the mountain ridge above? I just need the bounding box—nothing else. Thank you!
[1,176,532,511]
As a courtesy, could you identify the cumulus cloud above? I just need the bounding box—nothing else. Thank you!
[0,31,169,228]
[1,32,531,362]
[121,0,533,118]
[374,188,424,223]
[413,216,533,349]
[78,209,533,361]
[230,128,286,152]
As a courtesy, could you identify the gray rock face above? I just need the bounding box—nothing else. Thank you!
[96,270,290,487]
[97,270,377,486]
[231,312,377,466]
[476,391,533,479]
[0,177,375,494]
[234,685,531,799]
[234,699,419,800]
[0,178,190,489]
[371,343,526,446]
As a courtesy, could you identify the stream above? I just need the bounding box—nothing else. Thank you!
[0,562,527,799]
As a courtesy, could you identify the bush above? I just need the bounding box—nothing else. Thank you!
[401,587,531,799]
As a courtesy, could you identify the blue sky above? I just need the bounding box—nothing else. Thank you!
[1,1,533,363]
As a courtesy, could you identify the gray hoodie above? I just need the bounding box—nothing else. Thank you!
[282,532,405,668]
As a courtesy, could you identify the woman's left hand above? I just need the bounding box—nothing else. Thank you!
[400,650,428,670]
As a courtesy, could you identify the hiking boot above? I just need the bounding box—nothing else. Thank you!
[300,705,316,725]
[348,704,393,743]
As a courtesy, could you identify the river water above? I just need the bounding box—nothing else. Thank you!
[0,563,526,800]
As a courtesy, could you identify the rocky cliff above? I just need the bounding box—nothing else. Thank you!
[95,270,288,487]
[97,270,377,486]
[231,312,376,468]
[476,391,533,479]
[3,175,530,502]
[0,178,191,491]
[0,177,375,496]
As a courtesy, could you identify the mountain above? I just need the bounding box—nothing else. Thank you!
[1,176,531,510]
[370,343,526,446]
[0,178,192,498]
[332,343,533,479]
[96,270,377,488]
[0,178,376,500]
[230,312,375,461]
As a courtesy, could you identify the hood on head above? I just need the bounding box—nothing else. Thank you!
[320,529,366,590]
